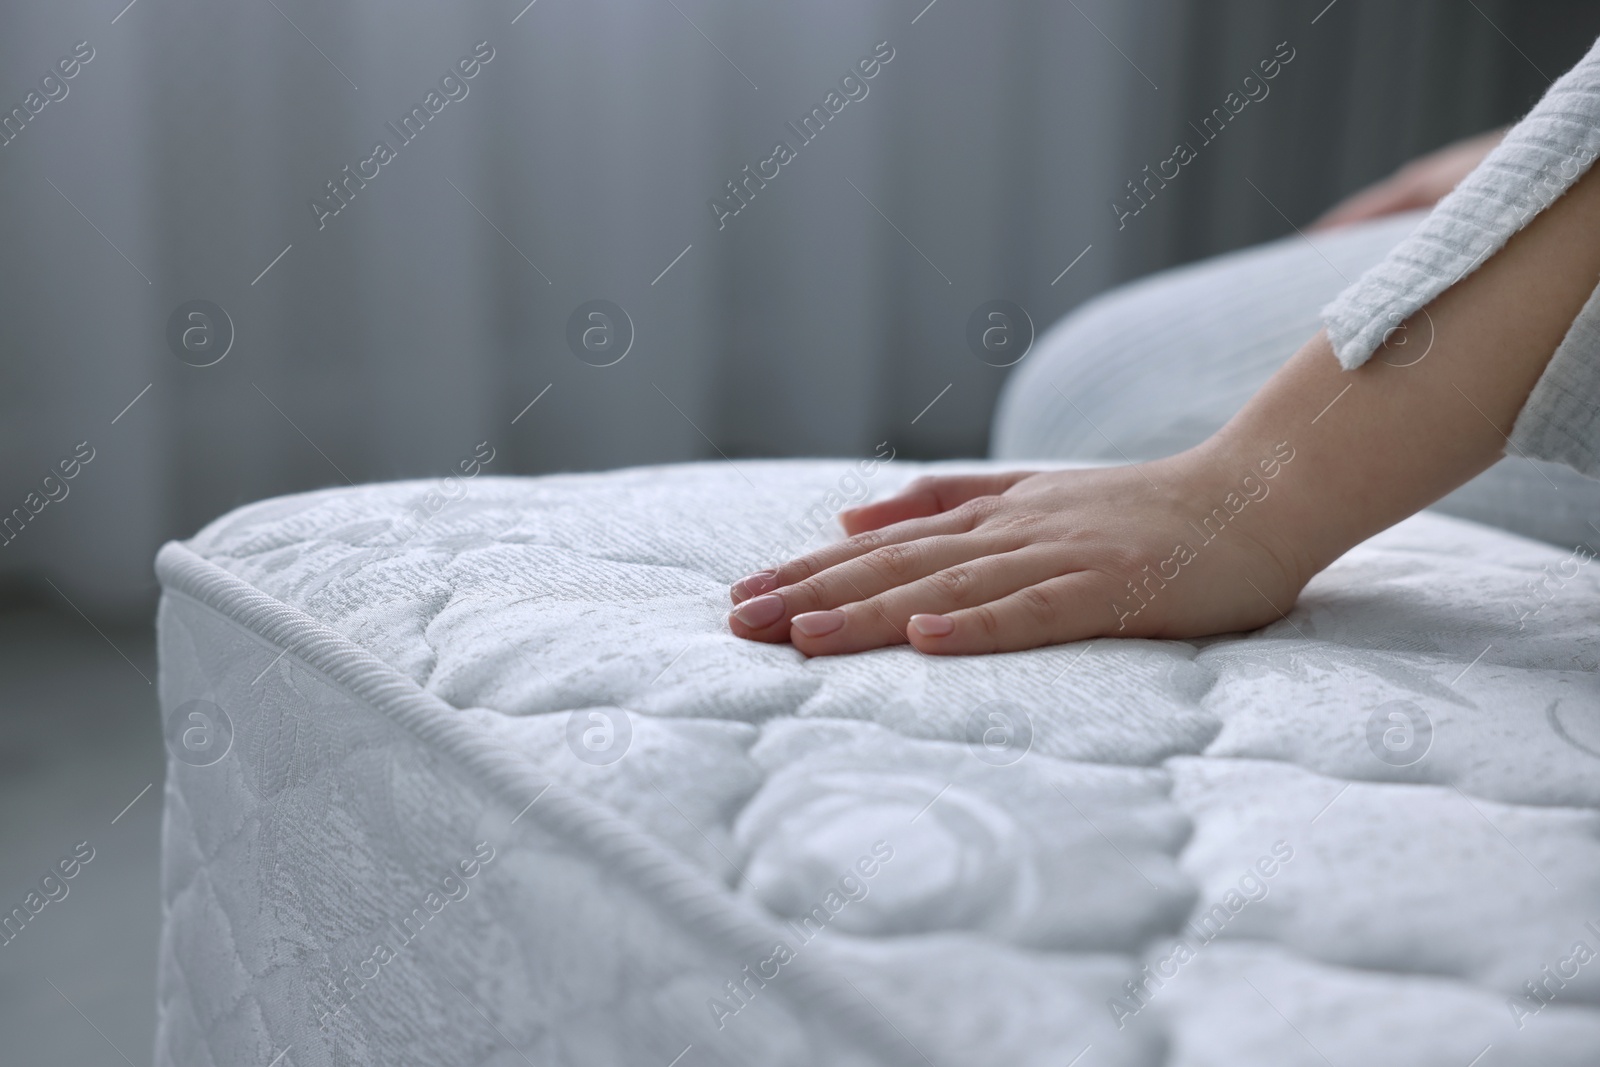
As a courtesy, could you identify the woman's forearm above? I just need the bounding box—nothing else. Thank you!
[1203,162,1600,589]
[729,143,1600,655]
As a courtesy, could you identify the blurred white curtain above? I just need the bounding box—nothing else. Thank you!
[0,0,1579,612]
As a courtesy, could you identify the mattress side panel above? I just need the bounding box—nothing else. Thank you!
[152,589,895,1067]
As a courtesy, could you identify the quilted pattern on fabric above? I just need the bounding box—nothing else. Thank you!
[155,461,1600,1066]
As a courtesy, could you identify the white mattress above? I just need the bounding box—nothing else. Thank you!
[153,460,1600,1067]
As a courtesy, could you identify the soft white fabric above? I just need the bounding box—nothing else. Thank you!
[993,212,1600,549]
[1321,35,1600,370]
[1320,34,1600,478]
[155,462,1600,1066]
[1515,278,1600,477]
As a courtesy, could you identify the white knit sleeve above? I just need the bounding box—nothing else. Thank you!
[1320,36,1600,371]
[1507,282,1600,477]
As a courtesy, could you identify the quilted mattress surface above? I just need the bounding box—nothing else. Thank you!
[152,460,1600,1067]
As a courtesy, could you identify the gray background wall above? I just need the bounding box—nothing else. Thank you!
[5,4,1600,1064]
[2,0,1598,616]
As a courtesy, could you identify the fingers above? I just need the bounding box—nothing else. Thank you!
[837,472,1032,535]
[1309,185,1404,231]
[784,547,1067,656]
[730,532,1017,641]
[1309,173,1438,231]
[1313,130,1502,232]
[905,572,1122,655]
[731,498,999,607]
[731,473,1036,605]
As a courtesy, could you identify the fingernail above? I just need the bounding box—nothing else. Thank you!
[732,570,778,601]
[909,614,955,637]
[791,610,846,638]
[731,594,785,629]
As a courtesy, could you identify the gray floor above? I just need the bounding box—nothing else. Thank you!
[0,606,163,1066]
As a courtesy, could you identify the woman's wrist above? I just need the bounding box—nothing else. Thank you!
[1184,137,1600,603]
[1171,428,1331,596]
[1179,330,1450,591]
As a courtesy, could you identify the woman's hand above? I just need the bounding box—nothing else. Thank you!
[727,448,1312,657]
[728,139,1600,660]
[1310,127,1505,231]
